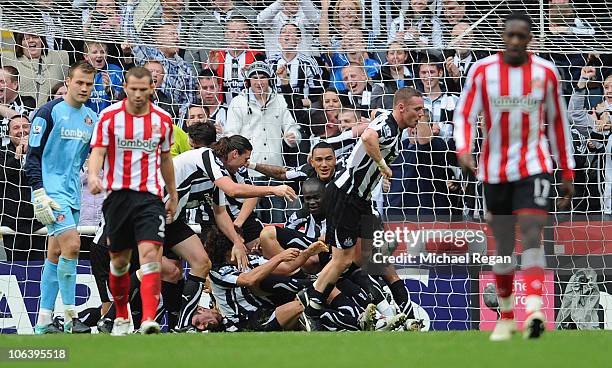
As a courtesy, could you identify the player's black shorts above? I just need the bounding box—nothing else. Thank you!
[276,226,316,250]
[102,190,165,252]
[484,173,552,216]
[90,227,140,303]
[324,184,375,249]
[164,219,196,248]
[244,307,281,332]
[240,214,264,244]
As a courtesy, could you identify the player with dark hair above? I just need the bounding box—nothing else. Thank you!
[88,66,179,335]
[454,12,574,341]
[298,87,425,327]
[26,60,98,334]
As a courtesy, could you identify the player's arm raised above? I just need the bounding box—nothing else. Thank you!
[361,128,392,179]
[213,176,297,201]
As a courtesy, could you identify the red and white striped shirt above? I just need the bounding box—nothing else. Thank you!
[453,53,575,184]
[91,100,173,198]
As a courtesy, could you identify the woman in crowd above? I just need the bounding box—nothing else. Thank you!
[3,33,69,107]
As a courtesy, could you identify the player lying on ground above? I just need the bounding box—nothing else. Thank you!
[453,12,574,341]
[88,66,179,335]
[26,61,98,334]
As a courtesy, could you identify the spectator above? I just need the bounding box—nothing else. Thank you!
[440,0,471,31]
[225,61,301,167]
[142,60,180,121]
[80,0,122,39]
[3,33,69,107]
[184,0,259,73]
[443,22,489,92]
[568,67,610,214]
[0,114,45,261]
[257,0,320,56]
[388,0,444,51]
[327,28,380,92]
[0,66,37,146]
[372,41,416,110]
[225,62,302,223]
[83,41,123,113]
[308,107,366,159]
[319,0,373,51]
[207,16,263,105]
[416,54,459,140]
[184,103,210,128]
[339,64,375,117]
[313,88,342,137]
[124,3,198,113]
[123,0,189,41]
[198,69,228,132]
[268,23,324,114]
[547,0,596,95]
[49,81,68,101]
[383,109,460,221]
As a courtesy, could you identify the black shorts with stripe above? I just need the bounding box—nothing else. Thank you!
[484,173,552,216]
[324,184,375,249]
[102,190,166,252]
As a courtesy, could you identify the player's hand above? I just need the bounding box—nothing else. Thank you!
[231,242,249,271]
[557,178,574,210]
[88,174,104,195]
[382,177,391,192]
[277,248,300,263]
[376,159,392,179]
[165,196,178,224]
[273,185,298,201]
[306,240,329,256]
[458,152,476,176]
[32,188,61,225]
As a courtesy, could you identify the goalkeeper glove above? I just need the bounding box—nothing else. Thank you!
[32,188,61,225]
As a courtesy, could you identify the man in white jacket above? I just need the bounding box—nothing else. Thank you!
[225,61,302,223]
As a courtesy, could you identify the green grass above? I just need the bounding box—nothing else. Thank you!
[0,331,610,368]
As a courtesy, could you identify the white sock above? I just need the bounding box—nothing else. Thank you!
[64,306,77,320]
[525,295,542,314]
[37,309,53,326]
[498,294,514,312]
[376,300,396,318]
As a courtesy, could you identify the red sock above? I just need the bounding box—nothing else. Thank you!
[140,270,161,323]
[495,272,515,320]
[109,272,130,320]
[523,266,544,297]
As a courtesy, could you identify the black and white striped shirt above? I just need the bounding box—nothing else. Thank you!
[286,210,326,240]
[170,147,229,221]
[268,53,323,100]
[214,166,251,219]
[209,104,228,131]
[334,110,402,201]
[209,255,274,325]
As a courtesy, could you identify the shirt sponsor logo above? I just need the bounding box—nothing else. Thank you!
[117,138,159,153]
[490,95,541,112]
[60,127,92,143]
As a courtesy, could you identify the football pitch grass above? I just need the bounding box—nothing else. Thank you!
[0,330,609,368]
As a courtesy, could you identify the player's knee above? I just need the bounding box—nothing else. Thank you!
[110,256,130,270]
[139,244,161,264]
[260,226,277,242]
[190,252,212,278]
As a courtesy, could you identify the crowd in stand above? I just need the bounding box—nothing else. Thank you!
[0,1,611,332]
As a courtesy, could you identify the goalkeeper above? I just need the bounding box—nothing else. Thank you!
[24,61,99,334]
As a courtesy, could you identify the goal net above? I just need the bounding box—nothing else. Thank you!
[1,0,612,333]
